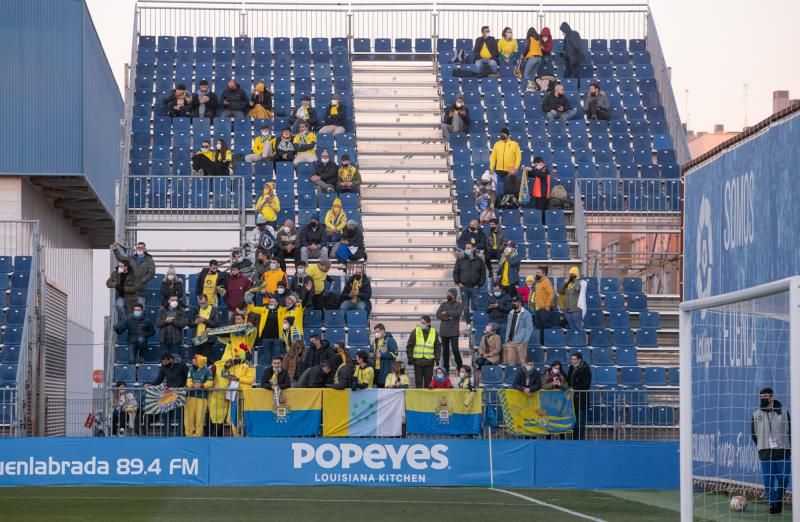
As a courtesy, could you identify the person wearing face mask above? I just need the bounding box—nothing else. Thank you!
[428,366,453,389]
[275,219,301,272]
[149,353,190,436]
[311,150,339,194]
[230,247,254,281]
[519,275,536,310]
[251,255,288,296]
[106,259,140,321]
[456,365,474,391]
[256,296,283,364]
[442,93,470,140]
[191,79,218,119]
[255,182,281,229]
[114,303,155,364]
[532,266,555,345]
[384,361,409,389]
[223,263,252,321]
[159,265,184,307]
[161,83,192,118]
[472,25,498,71]
[512,357,542,397]
[558,266,586,330]
[289,261,315,304]
[336,220,367,263]
[279,292,306,335]
[191,293,221,362]
[475,323,501,383]
[111,241,155,310]
[274,127,297,163]
[406,315,442,389]
[474,172,497,222]
[525,156,551,224]
[489,128,522,194]
[300,215,330,265]
[184,353,213,437]
[483,218,507,278]
[211,138,233,176]
[156,295,188,356]
[752,388,791,515]
[504,295,533,366]
[352,351,375,390]
[452,237,487,325]
[325,198,348,243]
[487,281,512,340]
[542,360,568,390]
[369,324,397,388]
[436,288,463,373]
[498,241,521,298]
[280,316,303,356]
[318,94,347,135]
[303,335,333,369]
[283,339,307,382]
[245,123,276,163]
[195,259,228,308]
[261,355,292,390]
[289,95,318,134]
[456,219,488,253]
[335,154,361,194]
[567,352,592,440]
[191,139,215,176]
[306,260,334,311]
[497,27,518,65]
[340,265,372,312]
[520,28,543,90]
[248,79,273,119]
[327,341,354,389]
[293,121,318,165]
[250,217,278,262]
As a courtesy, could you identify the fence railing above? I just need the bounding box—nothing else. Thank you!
[126,176,247,218]
[577,177,682,213]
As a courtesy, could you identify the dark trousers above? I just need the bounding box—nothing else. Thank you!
[192,155,228,176]
[534,196,548,224]
[460,287,479,323]
[573,391,589,440]
[276,248,300,272]
[160,341,182,357]
[535,309,552,345]
[128,339,147,364]
[485,250,499,277]
[413,364,434,389]
[502,285,518,299]
[441,336,462,372]
[261,338,285,364]
[564,58,580,79]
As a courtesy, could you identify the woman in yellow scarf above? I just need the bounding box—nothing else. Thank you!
[249,79,273,118]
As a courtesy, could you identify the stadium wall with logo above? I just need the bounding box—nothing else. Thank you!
[684,111,800,486]
[0,438,678,489]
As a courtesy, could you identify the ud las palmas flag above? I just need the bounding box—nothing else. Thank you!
[499,389,574,435]
[142,385,187,414]
[404,389,483,435]
[322,388,404,437]
[232,388,322,436]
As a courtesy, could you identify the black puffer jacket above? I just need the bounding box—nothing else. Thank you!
[559,22,584,64]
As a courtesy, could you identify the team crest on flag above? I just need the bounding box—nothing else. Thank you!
[405,390,483,435]
[238,388,322,436]
[499,389,574,435]
[273,391,291,423]
[435,396,451,425]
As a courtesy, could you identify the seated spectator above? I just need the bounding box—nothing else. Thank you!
[441,93,470,140]
[191,139,214,176]
[456,219,487,253]
[261,356,291,390]
[327,342,353,389]
[526,156,551,222]
[370,324,397,387]
[250,216,277,259]
[156,295,187,355]
[284,339,306,382]
[212,139,233,176]
[248,79,273,119]
[473,26,498,69]
[532,266,555,345]
[584,82,610,121]
[195,259,228,308]
[429,366,453,389]
[559,22,584,79]
[512,357,542,396]
[311,150,339,194]
[296,360,333,388]
[274,127,296,163]
[456,365,475,391]
[384,361,410,389]
[300,215,329,264]
[558,266,585,330]
[483,218,506,278]
[184,353,213,437]
[159,265,184,307]
[497,241,522,298]
[521,27,544,88]
[340,264,371,311]
[452,243,486,324]
[353,351,375,389]
[190,293,221,362]
[115,303,154,364]
[540,26,553,56]
[504,295,533,365]
[107,259,139,321]
[542,360,568,390]
[548,179,572,209]
[191,79,218,119]
[275,219,300,272]
[474,172,496,220]
[306,260,334,311]
[436,288,463,372]
[223,263,252,320]
[497,27,519,65]
[336,154,361,193]
[542,84,578,121]
[220,79,249,118]
[318,94,347,135]
[161,83,192,118]
[255,182,280,228]
[245,123,275,163]
[293,121,317,165]
[305,335,335,370]
[112,381,138,435]
[335,220,366,263]
[488,281,512,340]
[325,198,347,243]
[489,128,522,194]
[290,95,318,134]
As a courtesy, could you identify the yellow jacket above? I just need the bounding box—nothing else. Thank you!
[260,268,287,294]
[252,135,275,156]
[278,304,304,336]
[293,131,317,154]
[306,263,328,295]
[325,200,347,233]
[490,139,522,172]
[354,365,375,388]
[533,276,555,311]
[195,149,214,161]
[208,329,257,426]
[498,38,518,58]
[255,183,281,222]
[524,37,542,58]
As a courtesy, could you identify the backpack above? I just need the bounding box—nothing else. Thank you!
[449,48,467,64]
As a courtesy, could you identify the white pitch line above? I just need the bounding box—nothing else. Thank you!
[492,488,608,522]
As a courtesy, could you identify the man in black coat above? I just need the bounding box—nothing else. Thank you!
[261,356,292,390]
[487,281,512,340]
[191,79,218,119]
[567,352,593,440]
[512,358,542,395]
[311,150,339,193]
[147,352,190,436]
[442,93,471,140]
[115,303,155,364]
[453,246,487,324]
[296,361,334,388]
[473,26,499,68]
[559,22,584,79]
[161,84,193,118]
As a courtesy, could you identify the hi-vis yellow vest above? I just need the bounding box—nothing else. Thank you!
[413,327,436,360]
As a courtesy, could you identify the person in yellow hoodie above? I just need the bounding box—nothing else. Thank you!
[184,353,213,437]
[245,123,275,163]
[255,182,281,228]
[278,292,305,336]
[306,260,332,310]
[325,198,347,242]
[489,127,522,196]
[497,27,519,65]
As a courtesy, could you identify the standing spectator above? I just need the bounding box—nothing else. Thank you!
[306,260,333,310]
[542,84,578,121]
[274,127,297,163]
[245,123,275,163]
[318,94,347,135]
[512,357,542,395]
[293,121,317,165]
[472,26,498,69]
[275,220,300,272]
[223,263,252,319]
[518,275,535,309]
[453,244,486,324]
[148,353,189,436]
[542,360,569,389]
[311,150,339,193]
[456,219,487,253]
[370,324,397,388]
[527,157,551,223]
[184,353,213,437]
[497,27,518,65]
[559,22,584,79]
[406,315,442,389]
[475,322,501,375]
[497,241,521,298]
[257,296,283,363]
[521,27,544,89]
[191,138,214,176]
[156,295,187,355]
[255,182,281,229]
[559,266,585,330]
[483,218,507,278]
[112,241,155,309]
[296,360,333,388]
[220,79,249,118]
[280,292,307,334]
[106,259,140,321]
[253,257,287,295]
[584,82,610,121]
[325,198,347,243]
[280,315,303,355]
[300,214,329,264]
[532,266,555,345]
[340,265,371,312]
[752,388,791,515]
[250,216,277,258]
[487,281,512,340]
[195,260,227,308]
[456,366,475,391]
[261,356,291,390]
[384,361,410,389]
[441,93,470,140]
[474,173,496,224]
[283,339,306,382]
[161,84,192,118]
[191,79,217,119]
[115,303,154,364]
[489,128,522,195]
[435,288,463,373]
[335,220,366,263]
[248,79,273,119]
[305,335,335,370]
[353,351,375,389]
[336,154,361,193]
[504,296,533,366]
[190,294,220,362]
[567,352,592,440]
[327,342,353,389]
[428,367,453,389]
[159,265,184,307]
[290,95,318,134]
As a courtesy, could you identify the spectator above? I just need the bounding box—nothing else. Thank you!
[584,82,610,121]
[245,123,275,163]
[114,303,154,364]
[441,93,470,140]
[559,22,584,79]
[261,355,291,390]
[521,27,544,89]
[255,182,281,229]
[274,279,289,307]
[293,121,317,165]
[232,301,261,334]
[257,296,283,362]
[497,241,521,298]
[195,260,227,308]
[281,290,307,331]
[106,259,140,321]
[456,219,487,253]
[213,139,233,176]
[542,360,569,390]
[532,266,555,345]
[504,295,533,365]
[542,84,578,122]
[452,242,486,324]
[253,256,287,295]
[300,215,329,264]
[318,94,347,135]
[159,265,184,307]
[549,180,572,209]
[184,353,213,437]
[248,79,273,119]
[149,352,189,387]
[111,381,138,435]
[325,198,347,243]
[752,388,791,515]
[474,172,496,219]
[475,322,501,382]
[290,95,318,134]
[559,266,585,330]
[567,352,592,440]
[429,366,453,389]
[353,351,375,389]
[306,260,333,310]
[223,263,252,318]
[250,216,278,259]
[311,150,339,193]
[220,79,249,118]
[274,127,296,163]
[512,357,542,395]
[518,275,535,306]
[281,315,303,354]
[435,288,463,373]
[156,295,187,355]
[305,335,335,370]
[191,79,217,119]
[336,154,361,193]
[370,324,397,388]
[190,293,221,361]
[472,26,498,70]
[275,220,300,272]
[335,220,366,263]
[214,338,256,432]
[406,315,442,389]
[112,241,155,309]
[191,138,215,176]
[527,156,551,223]
[483,218,507,278]
[296,360,333,388]
[539,27,553,56]
[489,128,522,194]
[327,342,353,389]
[456,365,475,391]
[497,27,518,65]
[384,361,410,389]
[283,339,306,381]
[487,280,512,340]
[340,265,371,311]
[161,83,192,118]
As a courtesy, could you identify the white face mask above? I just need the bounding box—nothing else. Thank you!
[456,102,463,108]
[283,323,290,330]
[283,226,291,234]
[262,131,269,136]
[269,263,277,270]
[485,327,492,334]
[504,247,512,254]
[216,143,222,150]
[169,300,178,309]
[201,145,210,151]
[117,266,126,273]
[553,367,560,375]
[331,100,339,106]
[374,331,383,339]
[297,268,305,275]
[321,158,329,164]
[277,287,285,295]
[459,372,466,379]
[167,274,175,281]
[525,365,535,372]
[273,366,282,373]
[136,249,145,256]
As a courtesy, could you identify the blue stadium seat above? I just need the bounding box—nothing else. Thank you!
[415,38,432,52]
[583,310,604,329]
[591,347,613,366]
[544,328,565,347]
[604,293,624,310]
[9,289,27,307]
[620,366,642,386]
[5,308,25,326]
[346,310,368,328]
[669,367,680,386]
[589,328,612,347]
[622,277,643,293]
[613,329,634,347]
[0,257,12,273]
[11,273,29,289]
[324,310,345,328]
[645,367,667,386]
[550,242,570,260]
[528,346,546,366]
[639,311,660,329]
[593,366,617,386]
[565,329,586,347]
[113,365,135,384]
[547,348,568,367]
[627,293,648,312]
[138,364,160,384]
[324,327,345,343]
[600,277,620,293]
[616,347,638,366]
[609,311,630,329]
[527,242,548,260]
[480,365,503,386]
[348,328,370,346]
[635,328,658,347]
[545,210,564,225]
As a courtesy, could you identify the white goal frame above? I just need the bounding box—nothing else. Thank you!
[679,276,800,520]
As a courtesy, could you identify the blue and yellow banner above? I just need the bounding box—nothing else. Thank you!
[499,389,574,435]
[235,388,322,436]
[405,389,483,435]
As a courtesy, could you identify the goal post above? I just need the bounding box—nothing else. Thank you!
[680,277,800,520]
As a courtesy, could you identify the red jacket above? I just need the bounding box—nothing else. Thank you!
[428,376,454,389]
[540,27,553,55]
[224,273,252,309]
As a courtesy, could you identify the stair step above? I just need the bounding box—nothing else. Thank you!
[355,113,442,126]
[360,171,449,184]
[351,61,434,70]
[355,99,441,111]
[356,128,444,140]
[358,156,448,169]
[360,186,451,198]
[361,201,452,213]
[367,251,456,264]
[366,266,451,279]
[352,74,438,85]
[357,141,444,154]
